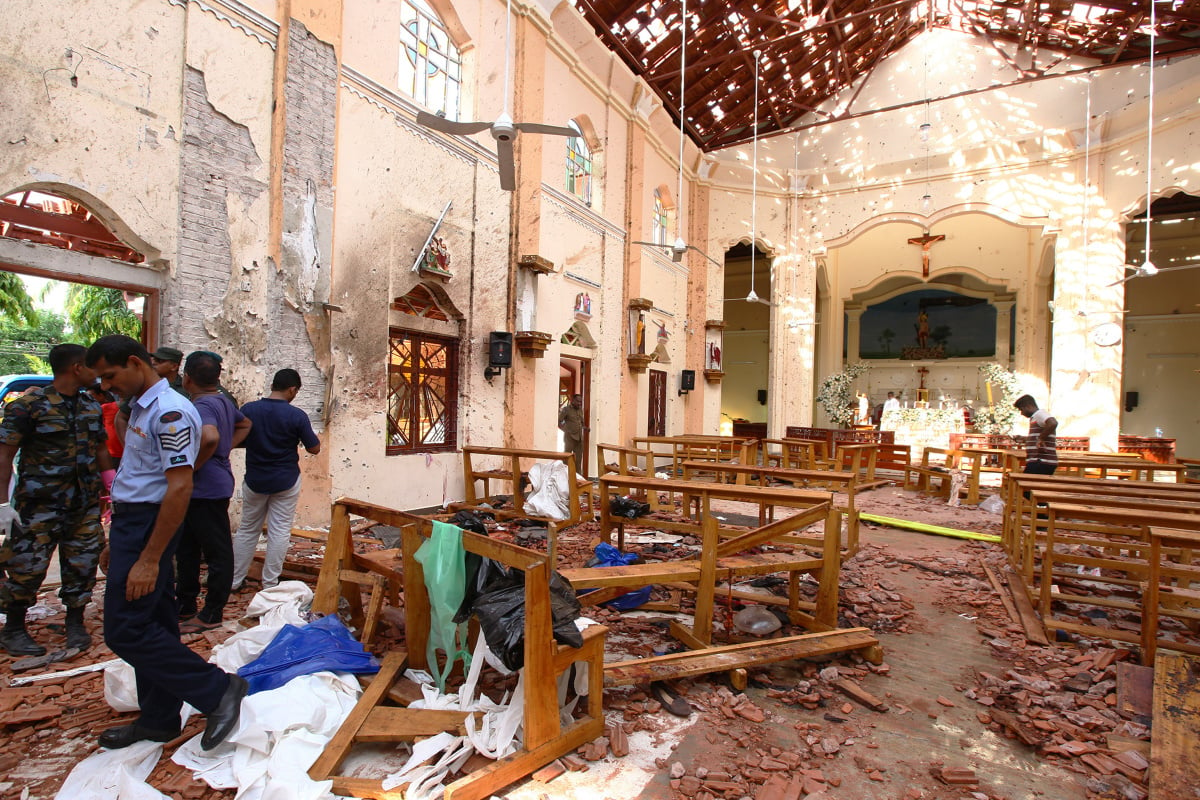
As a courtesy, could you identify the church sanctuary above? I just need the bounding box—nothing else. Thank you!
[2,1,1199,798]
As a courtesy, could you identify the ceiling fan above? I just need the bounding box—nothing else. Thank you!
[723,50,774,307]
[415,0,576,190]
[629,0,721,269]
[1105,5,1200,288]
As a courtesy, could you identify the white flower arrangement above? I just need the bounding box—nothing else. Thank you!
[974,362,1021,434]
[817,362,871,428]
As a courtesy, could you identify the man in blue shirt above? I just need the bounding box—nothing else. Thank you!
[86,335,246,751]
[176,352,250,631]
[231,369,321,591]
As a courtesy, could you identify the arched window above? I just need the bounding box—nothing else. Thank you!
[565,121,592,205]
[652,187,671,246]
[399,0,462,120]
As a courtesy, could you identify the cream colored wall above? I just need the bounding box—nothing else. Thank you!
[0,1,188,259]
[1121,317,1200,456]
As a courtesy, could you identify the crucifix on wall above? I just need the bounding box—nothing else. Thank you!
[907,230,946,278]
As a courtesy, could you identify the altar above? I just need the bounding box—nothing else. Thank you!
[881,407,965,457]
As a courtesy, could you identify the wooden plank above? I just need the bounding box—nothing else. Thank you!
[560,561,702,589]
[603,628,879,686]
[833,678,889,712]
[1003,565,1050,645]
[308,650,408,781]
[313,501,353,615]
[356,707,473,741]
[1117,661,1154,719]
[1150,652,1200,798]
[982,561,1020,626]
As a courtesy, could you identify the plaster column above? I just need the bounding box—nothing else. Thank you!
[770,171,818,435]
[686,178,713,434]
[506,3,554,449]
[619,90,653,442]
[845,308,864,364]
[994,300,1014,366]
[1048,217,1124,450]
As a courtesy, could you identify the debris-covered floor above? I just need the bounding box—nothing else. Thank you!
[0,486,1157,800]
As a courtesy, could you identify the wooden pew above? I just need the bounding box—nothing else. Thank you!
[902,446,955,498]
[595,473,836,550]
[448,445,592,563]
[679,460,862,555]
[631,435,758,478]
[761,437,823,470]
[560,497,881,687]
[310,499,607,800]
[1144,527,1200,663]
[1031,501,1200,659]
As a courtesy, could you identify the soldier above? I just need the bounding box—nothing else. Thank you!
[0,344,116,656]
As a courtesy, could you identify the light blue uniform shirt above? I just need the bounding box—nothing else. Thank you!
[111,378,201,504]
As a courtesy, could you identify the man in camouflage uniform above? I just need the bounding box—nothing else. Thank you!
[0,344,116,656]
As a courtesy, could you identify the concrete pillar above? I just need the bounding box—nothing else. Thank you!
[845,308,864,364]
[1048,217,1124,451]
[994,300,1014,366]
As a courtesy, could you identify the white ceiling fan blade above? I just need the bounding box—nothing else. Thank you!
[497,138,516,191]
[688,245,722,268]
[513,122,577,137]
[416,112,491,136]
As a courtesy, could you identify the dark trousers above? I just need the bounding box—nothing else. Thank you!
[176,497,233,624]
[105,502,229,730]
[1023,461,1057,476]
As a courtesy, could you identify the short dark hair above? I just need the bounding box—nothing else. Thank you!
[85,335,150,369]
[271,368,302,391]
[184,351,222,388]
[48,343,87,375]
[1013,394,1037,409]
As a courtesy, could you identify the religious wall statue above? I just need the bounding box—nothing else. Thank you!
[419,235,451,277]
[915,309,930,349]
[707,341,722,370]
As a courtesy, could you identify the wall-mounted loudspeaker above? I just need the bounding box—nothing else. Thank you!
[1124,391,1138,413]
[679,369,696,393]
[488,332,513,368]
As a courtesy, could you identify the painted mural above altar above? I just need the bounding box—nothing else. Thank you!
[857,289,1001,360]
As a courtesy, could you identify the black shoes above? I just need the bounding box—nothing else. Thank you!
[98,722,181,749]
[64,607,92,650]
[0,627,45,657]
[201,673,248,750]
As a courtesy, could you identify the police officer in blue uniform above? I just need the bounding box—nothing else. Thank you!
[85,335,246,750]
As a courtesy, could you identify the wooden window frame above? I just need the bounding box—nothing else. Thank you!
[386,327,459,455]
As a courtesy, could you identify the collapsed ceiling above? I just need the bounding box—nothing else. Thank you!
[570,0,1200,151]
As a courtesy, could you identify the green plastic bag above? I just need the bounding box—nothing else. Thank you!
[415,521,471,691]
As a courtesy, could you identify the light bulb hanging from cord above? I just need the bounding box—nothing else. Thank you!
[1141,0,1158,276]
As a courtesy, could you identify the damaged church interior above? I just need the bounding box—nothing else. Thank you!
[1,0,1200,797]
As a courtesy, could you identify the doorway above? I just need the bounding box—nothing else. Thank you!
[559,356,591,476]
[648,369,666,436]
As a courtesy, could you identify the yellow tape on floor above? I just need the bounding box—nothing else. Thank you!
[860,513,1001,543]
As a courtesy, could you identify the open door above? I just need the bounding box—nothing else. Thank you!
[648,369,666,436]
[559,356,591,476]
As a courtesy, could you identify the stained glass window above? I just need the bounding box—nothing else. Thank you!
[399,0,462,120]
[387,329,459,454]
[566,121,592,205]
[652,187,670,245]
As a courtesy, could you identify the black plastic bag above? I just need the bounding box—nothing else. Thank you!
[610,494,651,518]
[453,556,507,624]
[448,510,490,535]
[472,570,583,671]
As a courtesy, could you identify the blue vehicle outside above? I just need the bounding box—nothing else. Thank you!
[0,374,53,405]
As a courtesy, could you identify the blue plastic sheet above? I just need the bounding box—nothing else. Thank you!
[589,543,652,611]
[237,614,379,694]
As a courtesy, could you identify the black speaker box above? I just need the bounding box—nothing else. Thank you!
[680,369,696,391]
[489,332,513,367]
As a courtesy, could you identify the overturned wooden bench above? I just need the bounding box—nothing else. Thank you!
[561,498,880,688]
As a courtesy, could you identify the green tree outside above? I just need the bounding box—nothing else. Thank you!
[62,284,142,341]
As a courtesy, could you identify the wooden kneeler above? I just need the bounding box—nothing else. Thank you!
[310,498,608,800]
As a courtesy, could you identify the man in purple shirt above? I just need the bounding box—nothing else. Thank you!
[176,352,250,631]
[231,369,320,591]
